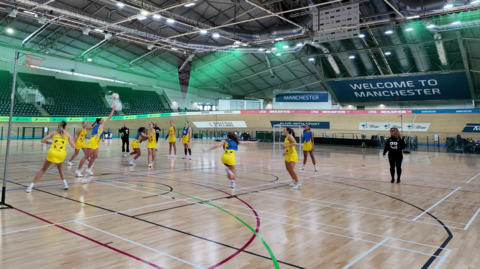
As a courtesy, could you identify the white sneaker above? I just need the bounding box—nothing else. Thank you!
[63,180,69,190]
[289,180,296,187]
[189,156,192,160]
[67,161,73,166]
[314,166,319,172]
[86,160,89,164]
[183,155,187,159]
[129,161,136,166]
[85,168,94,175]
[231,181,236,188]
[124,154,129,161]
[173,155,177,158]
[26,183,34,193]
[293,182,302,190]
[148,163,153,168]
[298,166,305,170]
[75,170,83,177]
[167,155,171,158]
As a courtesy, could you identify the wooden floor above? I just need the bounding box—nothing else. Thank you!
[1,138,480,269]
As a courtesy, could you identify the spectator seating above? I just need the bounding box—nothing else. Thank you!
[0,71,42,116]
[106,86,164,115]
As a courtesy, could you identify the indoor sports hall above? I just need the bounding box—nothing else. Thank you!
[0,1,480,269]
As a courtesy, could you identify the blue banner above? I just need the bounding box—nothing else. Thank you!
[462,124,480,133]
[270,121,330,129]
[413,109,480,114]
[328,73,471,102]
[275,92,328,102]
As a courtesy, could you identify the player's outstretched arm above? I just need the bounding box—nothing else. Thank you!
[203,141,226,152]
[239,140,260,145]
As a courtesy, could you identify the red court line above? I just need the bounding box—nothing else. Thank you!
[14,207,164,269]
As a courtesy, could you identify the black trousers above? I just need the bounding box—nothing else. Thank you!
[388,154,403,179]
[122,137,129,152]
[155,134,159,143]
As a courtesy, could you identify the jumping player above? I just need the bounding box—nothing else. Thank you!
[26,121,76,193]
[126,125,154,166]
[203,132,259,188]
[75,105,116,177]
[182,121,192,160]
[299,125,318,171]
[167,120,177,158]
[67,120,91,166]
[283,127,301,189]
[383,127,406,183]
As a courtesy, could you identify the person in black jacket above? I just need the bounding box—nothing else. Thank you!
[119,123,130,155]
[383,127,406,183]
[153,123,161,152]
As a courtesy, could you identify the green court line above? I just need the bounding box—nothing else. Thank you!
[109,179,280,269]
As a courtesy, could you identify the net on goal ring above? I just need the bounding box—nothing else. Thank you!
[25,54,46,70]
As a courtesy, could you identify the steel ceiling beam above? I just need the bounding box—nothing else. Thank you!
[456,30,476,99]
[22,21,52,46]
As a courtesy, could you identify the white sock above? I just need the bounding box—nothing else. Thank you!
[231,180,235,183]
[29,182,35,187]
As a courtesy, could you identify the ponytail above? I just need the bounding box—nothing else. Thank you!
[57,121,67,137]
[227,132,239,145]
[92,118,101,127]
[286,127,295,138]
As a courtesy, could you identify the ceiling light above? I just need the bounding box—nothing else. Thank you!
[105,33,113,40]
[274,37,283,41]
[311,41,315,44]
[385,30,394,35]
[258,48,265,51]
[184,2,196,7]
[405,28,414,31]
[241,43,248,47]
[153,14,161,19]
[82,27,91,35]
[406,15,420,19]
[140,10,149,15]
[384,51,392,55]
[167,18,174,23]
[212,33,220,38]
[296,43,302,47]
[444,3,454,8]
[349,55,356,59]
[308,57,315,61]
[232,45,239,48]
[266,50,271,53]
[23,11,37,16]
[138,16,147,20]
[271,48,277,51]
[6,28,14,34]
[8,9,18,18]
[451,21,461,25]
[426,24,435,28]
[147,43,155,50]
[472,0,480,4]
[38,16,47,24]
[87,58,93,62]
[171,47,178,51]
[94,28,104,32]
[283,45,289,49]
[276,53,281,56]
[116,2,125,7]
[200,29,207,34]
[358,34,365,38]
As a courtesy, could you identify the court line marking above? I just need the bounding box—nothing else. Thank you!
[342,237,390,269]
[154,174,466,229]
[466,172,480,183]
[14,207,165,269]
[74,221,205,269]
[412,187,461,221]
[464,207,480,230]
[433,249,452,269]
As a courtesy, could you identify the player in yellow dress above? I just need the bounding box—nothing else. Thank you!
[26,121,76,193]
[203,132,259,188]
[282,127,301,189]
[147,122,157,168]
[126,125,154,166]
[75,105,116,177]
[298,125,318,172]
[182,121,193,160]
[166,120,177,158]
[67,120,92,166]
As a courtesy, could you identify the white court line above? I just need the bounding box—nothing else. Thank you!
[466,172,480,183]
[433,249,452,269]
[75,221,205,269]
[464,207,480,230]
[342,237,390,269]
[412,187,461,221]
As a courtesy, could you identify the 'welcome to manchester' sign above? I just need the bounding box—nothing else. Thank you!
[328,73,471,102]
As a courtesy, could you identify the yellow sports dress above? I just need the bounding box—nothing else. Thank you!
[168,126,176,142]
[182,127,190,144]
[284,136,298,163]
[46,134,69,163]
[147,130,157,149]
[131,132,143,149]
[75,127,87,150]
[221,139,237,166]
[303,131,313,151]
[87,125,103,150]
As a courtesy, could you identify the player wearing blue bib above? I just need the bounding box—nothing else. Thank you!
[126,125,154,166]
[299,125,318,172]
[203,132,259,188]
